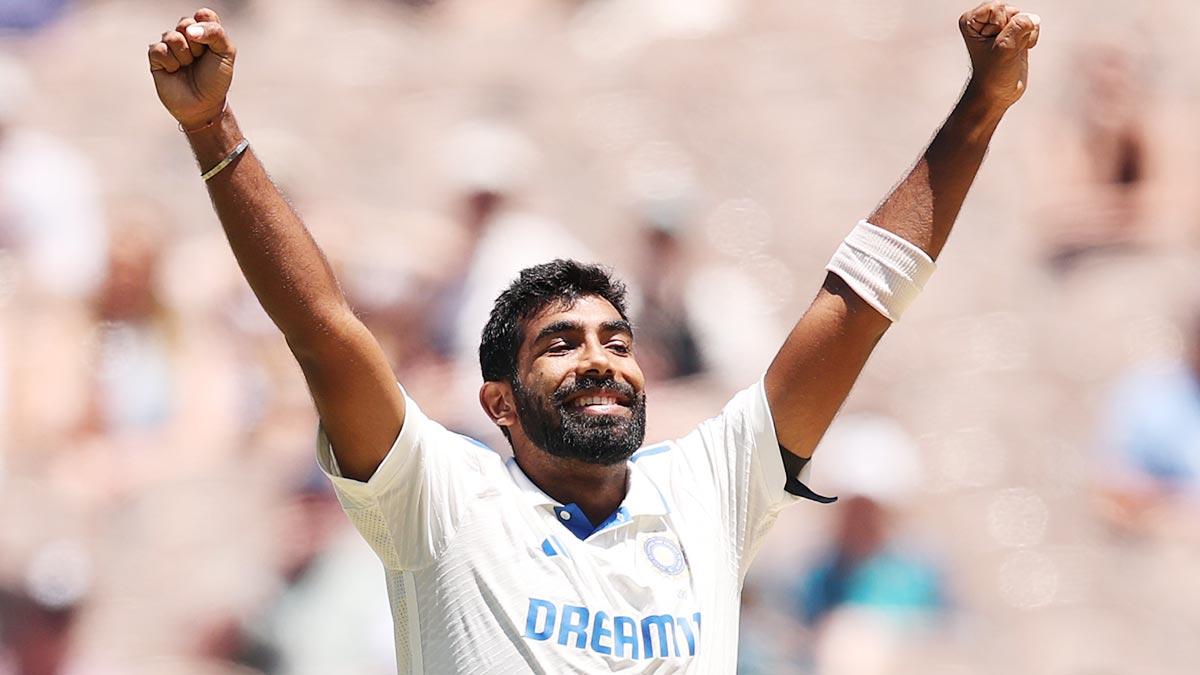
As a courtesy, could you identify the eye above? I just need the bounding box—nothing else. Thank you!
[545,340,574,355]
[607,340,631,355]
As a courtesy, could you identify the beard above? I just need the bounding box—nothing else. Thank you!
[512,375,647,466]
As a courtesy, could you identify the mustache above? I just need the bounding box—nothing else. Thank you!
[551,376,638,407]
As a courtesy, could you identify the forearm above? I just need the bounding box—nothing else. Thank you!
[868,86,1007,261]
[187,109,351,351]
[770,86,1011,454]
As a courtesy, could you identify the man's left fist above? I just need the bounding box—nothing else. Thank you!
[959,2,1041,109]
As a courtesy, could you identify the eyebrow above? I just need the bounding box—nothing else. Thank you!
[532,318,633,344]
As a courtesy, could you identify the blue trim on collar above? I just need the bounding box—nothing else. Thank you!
[552,504,595,540]
[597,506,631,532]
[552,504,633,541]
[630,444,670,462]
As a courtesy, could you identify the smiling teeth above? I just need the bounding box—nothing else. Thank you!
[576,396,617,407]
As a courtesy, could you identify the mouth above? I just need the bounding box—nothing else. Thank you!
[564,389,633,416]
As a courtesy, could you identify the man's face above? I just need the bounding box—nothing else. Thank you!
[512,295,647,466]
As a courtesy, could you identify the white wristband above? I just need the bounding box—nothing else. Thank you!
[825,220,935,322]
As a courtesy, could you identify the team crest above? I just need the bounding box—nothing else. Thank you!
[643,536,686,576]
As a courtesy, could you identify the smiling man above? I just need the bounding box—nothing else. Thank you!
[148,3,1039,672]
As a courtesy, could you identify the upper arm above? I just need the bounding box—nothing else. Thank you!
[764,272,891,460]
[289,308,406,482]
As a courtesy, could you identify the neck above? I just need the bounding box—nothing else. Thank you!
[514,447,629,526]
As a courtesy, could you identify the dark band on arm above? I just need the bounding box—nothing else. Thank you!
[780,446,838,504]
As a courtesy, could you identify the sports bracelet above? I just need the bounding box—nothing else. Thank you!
[825,220,936,322]
[201,138,250,182]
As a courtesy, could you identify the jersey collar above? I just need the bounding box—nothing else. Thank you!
[505,455,670,538]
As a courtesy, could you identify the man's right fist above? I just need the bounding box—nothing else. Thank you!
[148,8,236,130]
[959,2,1041,110]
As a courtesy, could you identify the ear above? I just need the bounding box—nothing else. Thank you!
[479,380,517,430]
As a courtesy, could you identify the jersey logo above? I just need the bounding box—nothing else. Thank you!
[644,536,686,576]
[523,598,701,659]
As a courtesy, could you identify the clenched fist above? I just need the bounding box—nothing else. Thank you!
[960,2,1041,109]
[148,8,236,130]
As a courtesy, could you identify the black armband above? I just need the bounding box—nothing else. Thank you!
[780,447,838,504]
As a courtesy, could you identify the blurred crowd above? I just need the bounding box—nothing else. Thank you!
[1,0,1199,673]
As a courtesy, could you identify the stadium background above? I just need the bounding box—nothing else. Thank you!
[1,0,1198,673]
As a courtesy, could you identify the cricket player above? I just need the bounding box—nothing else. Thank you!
[148,3,1039,672]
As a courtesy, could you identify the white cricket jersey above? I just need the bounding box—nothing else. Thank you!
[316,378,819,674]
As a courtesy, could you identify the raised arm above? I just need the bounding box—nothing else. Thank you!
[764,2,1040,462]
[148,8,403,481]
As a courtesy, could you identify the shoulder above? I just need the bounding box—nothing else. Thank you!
[629,442,675,465]
[628,438,713,488]
[628,441,694,484]
[436,428,509,475]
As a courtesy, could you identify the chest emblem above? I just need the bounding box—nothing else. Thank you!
[643,536,686,576]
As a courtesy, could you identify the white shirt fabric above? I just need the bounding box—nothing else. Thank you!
[317,378,813,674]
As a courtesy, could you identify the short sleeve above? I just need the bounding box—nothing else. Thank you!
[316,387,491,570]
[673,378,821,579]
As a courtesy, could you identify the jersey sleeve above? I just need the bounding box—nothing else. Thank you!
[673,377,827,580]
[315,387,490,570]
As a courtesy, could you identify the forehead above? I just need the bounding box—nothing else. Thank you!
[522,295,626,337]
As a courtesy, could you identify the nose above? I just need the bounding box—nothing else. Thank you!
[577,336,615,379]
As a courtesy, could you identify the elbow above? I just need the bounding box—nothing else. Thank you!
[282,303,365,364]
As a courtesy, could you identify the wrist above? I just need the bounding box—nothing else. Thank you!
[950,82,1008,144]
[961,80,1014,120]
[185,106,246,169]
[177,101,229,134]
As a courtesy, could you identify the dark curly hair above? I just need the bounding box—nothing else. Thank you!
[479,259,629,383]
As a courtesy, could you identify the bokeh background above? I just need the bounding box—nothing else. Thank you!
[2,0,1199,673]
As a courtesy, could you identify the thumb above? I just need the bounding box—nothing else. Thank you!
[994,12,1040,52]
[184,21,235,57]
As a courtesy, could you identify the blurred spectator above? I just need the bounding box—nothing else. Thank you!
[0,0,70,34]
[422,166,510,361]
[798,415,946,674]
[1041,46,1152,272]
[84,217,173,435]
[0,587,78,675]
[226,471,395,675]
[412,120,600,435]
[739,414,946,674]
[1096,310,1200,536]
[0,55,107,302]
[0,53,106,467]
[0,540,91,675]
[440,120,594,363]
[797,495,944,625]
[736,581,809,675]
[628,210,706,381]
[797,415,944,624]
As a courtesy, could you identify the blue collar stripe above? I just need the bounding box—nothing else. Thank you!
[553,504,634,541]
